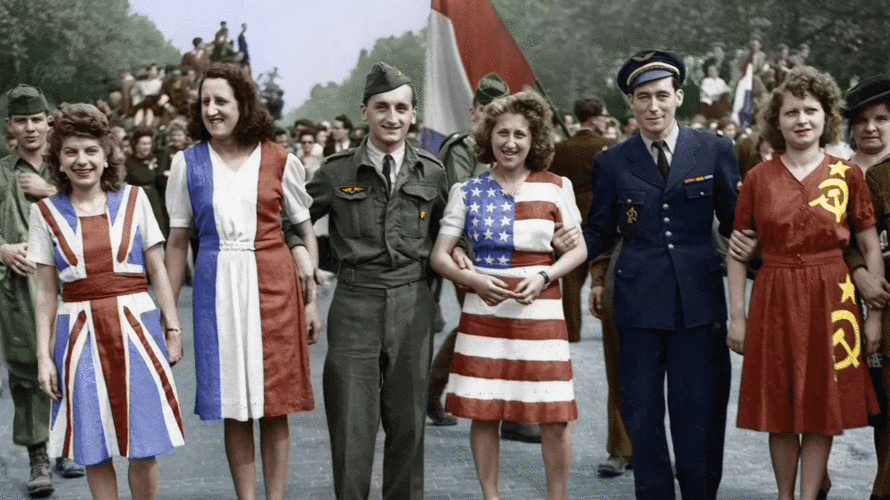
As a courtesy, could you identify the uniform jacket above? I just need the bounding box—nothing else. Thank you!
[583,128,740,330]
[0,153,52,363]
[307,137,447,287]
[438,131,489,190]
[549,129,615,223]
[863,156,890,356]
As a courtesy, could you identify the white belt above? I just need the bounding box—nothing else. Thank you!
[219,240,255,251]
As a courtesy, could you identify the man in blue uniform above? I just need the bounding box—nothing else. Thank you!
[583,50,739,499]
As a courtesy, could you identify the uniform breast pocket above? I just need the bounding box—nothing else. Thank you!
[333,187,373,238]
[685,179,714,201]
[400,183,438,238]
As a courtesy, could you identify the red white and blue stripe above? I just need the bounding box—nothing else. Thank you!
[441,171,580,423]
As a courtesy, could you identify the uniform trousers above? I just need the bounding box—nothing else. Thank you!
[601,306,633,459]
[7,360,50,447]
[324,280,434,500]
[871,362,890,497]
[561,260,589,342]
[620,322,730,500]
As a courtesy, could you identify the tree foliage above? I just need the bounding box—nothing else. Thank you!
[0,0,180,107]
[283,30,425,127]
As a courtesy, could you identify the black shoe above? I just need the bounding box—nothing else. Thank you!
[597,456,632,477]
[500,421,541,443]
[27,445,53,498]
[427,407,458,426]
[55,457,85,478]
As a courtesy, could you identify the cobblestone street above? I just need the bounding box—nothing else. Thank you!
[0,280,876,499]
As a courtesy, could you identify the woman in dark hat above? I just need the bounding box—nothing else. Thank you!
[846,74,890,500]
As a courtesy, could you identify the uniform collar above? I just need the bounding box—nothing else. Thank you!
[365,137,406,171]
[640,120,680,155]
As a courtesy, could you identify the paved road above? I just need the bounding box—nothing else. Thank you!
[0,280,876,499]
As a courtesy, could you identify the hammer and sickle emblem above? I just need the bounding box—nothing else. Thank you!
[831,309,861,370]
[808,178,848,224]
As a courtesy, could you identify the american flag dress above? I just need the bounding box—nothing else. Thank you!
[27,185,184,466]
[441,171,580,423]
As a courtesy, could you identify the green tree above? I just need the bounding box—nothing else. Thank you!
[0,0,180,107]
[282,30,425,127]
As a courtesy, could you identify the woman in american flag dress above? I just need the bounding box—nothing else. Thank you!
[431,91,587,500]
[31,104,184,499]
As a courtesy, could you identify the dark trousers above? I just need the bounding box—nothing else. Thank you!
[323,280,434,500]
[561,260,590,342]
[8,360,50,447]
[619,323,731,500]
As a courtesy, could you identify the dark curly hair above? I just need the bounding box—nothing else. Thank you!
[187,63,275,146]
[475,90,554,172]
[47,104,126,195]
[759,66,843,151]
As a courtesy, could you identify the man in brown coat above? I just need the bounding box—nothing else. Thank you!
[549,96,633,476]
[548,97,615,343]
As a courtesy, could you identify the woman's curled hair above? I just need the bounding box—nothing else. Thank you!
[188,63,275,145]
[47,103,126,194]
[475,89,555,172]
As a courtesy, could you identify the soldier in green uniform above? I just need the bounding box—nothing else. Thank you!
[0,84,84,497]
[306,62,447,500]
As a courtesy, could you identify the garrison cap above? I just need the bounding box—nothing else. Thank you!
[617,50,685,95]
[6,84,49,117]
[844,74,890,120]
[474,73,510,106]
[363,62,411,102]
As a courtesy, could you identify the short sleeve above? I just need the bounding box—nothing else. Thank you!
[165,151,193,229]
[26,204,55,266]
[557,177,582,229]
[283,153,312,224]
[438,182,468,237]
[137,187,165,249]
[848,162,876,233]
[734,168,756,232]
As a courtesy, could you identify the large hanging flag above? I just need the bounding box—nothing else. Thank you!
[421,0,537,153]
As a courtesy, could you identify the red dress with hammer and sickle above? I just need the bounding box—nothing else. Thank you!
[735,154,879,434]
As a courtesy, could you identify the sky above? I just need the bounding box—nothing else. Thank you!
[129,0,430,113]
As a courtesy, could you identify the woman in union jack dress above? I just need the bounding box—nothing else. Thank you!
[431,91,587,500]
[30,104,184,499]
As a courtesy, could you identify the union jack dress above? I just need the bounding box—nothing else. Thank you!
[27,185,184,466]
[440,171,581,423]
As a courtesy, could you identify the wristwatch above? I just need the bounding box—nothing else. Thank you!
[537,270,551,286]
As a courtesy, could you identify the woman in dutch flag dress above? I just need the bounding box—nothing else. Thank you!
[31,104,184,499]
[431,91,587,500]
[164,63,319,500]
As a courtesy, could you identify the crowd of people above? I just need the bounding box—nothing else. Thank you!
[1,26,889,500]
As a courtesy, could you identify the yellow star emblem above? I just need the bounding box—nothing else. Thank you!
[828,160,850,177]
[839,275,856,304]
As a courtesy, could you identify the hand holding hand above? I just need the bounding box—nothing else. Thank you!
[514,273,547,305]
[853,268,890,309]
[470,274,515,306]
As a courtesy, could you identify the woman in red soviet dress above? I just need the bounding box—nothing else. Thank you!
[727,67,882,500]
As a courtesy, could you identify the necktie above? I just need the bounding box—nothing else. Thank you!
[382,154,393,193]
[653,140,670,179]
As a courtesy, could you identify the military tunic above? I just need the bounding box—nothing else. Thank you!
[307,137,446,500]
[0,152,52,447]
[439,132,488,191]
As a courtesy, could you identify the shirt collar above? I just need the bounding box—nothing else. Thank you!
[640,120,680,155]
[365,138,406,171]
